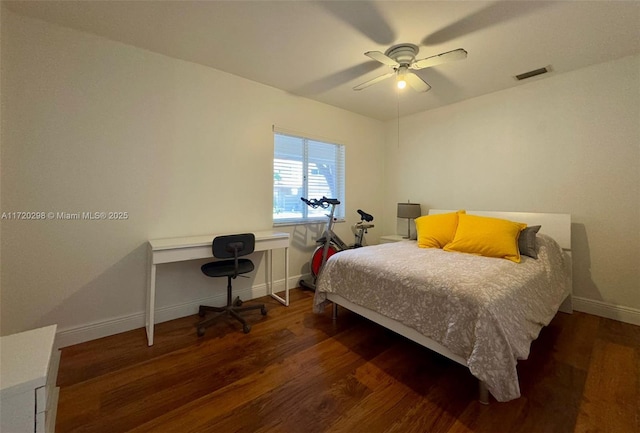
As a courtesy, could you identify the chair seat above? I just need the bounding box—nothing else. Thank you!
[201,259,254,278]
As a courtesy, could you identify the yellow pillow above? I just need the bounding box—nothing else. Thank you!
[443,214,527,263]
[415,210,466,249]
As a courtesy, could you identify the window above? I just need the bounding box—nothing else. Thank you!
[273,131,345,224]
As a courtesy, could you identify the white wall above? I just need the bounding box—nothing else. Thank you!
[0,4,4,324]
[0,11,386,342]
[383,54,640,321]
[0,3,3,322]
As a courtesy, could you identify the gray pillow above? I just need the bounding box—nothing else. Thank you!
[519,225,541,259]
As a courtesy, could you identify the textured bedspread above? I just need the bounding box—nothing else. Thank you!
[313,234,571,402]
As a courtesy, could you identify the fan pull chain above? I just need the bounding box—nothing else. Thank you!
[397,87,401,148]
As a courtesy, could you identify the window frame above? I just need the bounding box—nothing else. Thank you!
[273,130,345,226]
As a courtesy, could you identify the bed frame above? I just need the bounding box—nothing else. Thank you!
[325,209,572,404]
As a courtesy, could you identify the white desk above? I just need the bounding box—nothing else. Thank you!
[147,230,290,346]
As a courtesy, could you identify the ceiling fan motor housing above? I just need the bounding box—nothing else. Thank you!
[385,44,419,66]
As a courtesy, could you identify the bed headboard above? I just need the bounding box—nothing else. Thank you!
[428,209,572,251]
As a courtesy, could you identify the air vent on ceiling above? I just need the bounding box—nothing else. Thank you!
[514,66,551,81]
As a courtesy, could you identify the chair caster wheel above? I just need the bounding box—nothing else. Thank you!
[261,307,267,316]
[234,297,243,307]
[243,324,251,334]
[197,327,206,337]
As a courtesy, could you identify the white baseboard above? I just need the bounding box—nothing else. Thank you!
[57,281,638,348]
[572,296,640,326]
[55,275,302,349]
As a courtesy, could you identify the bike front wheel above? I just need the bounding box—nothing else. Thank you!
[311,243,340,277]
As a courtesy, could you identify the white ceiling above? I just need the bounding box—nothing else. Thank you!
[5,0,640,121]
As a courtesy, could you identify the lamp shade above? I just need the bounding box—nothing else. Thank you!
[397,203,421,219]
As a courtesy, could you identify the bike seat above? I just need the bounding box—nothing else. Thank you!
[357,209,374,222]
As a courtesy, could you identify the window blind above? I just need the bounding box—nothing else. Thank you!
[273,131,345,224]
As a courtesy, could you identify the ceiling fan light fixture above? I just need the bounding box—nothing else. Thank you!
[396,66,408,89]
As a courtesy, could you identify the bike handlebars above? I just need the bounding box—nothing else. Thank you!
[301,197,374,222]
[300,196,340,209]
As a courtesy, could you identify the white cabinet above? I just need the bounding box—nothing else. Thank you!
[1,325,60,433]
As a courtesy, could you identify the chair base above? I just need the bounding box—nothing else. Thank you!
[197,296,267,336]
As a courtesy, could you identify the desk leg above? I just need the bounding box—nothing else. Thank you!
[285,246,289,306]
[146,262,156,346]
[268,246,290,306]
[265,249,272,296]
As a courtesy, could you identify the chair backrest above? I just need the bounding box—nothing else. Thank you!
[212,233,255,259]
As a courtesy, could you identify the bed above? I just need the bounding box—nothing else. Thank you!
[313,210,572,403]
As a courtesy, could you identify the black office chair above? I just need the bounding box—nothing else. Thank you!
[197,233,267,336]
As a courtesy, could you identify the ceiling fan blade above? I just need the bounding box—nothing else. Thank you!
[410,48,468,70]
[353,71,395,91]
[422,2,551,46]
[364,51,399,67]
[405,72,431,92]
[317,1,396,45]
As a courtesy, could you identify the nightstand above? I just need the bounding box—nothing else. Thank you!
[0,325,60,433]
[379,234,408,243]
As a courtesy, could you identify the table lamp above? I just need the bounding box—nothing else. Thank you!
[397,202,421,239]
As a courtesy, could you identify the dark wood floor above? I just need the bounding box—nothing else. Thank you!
[55,289,639,433]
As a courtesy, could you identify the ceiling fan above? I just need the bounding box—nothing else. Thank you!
[353,44,467,92]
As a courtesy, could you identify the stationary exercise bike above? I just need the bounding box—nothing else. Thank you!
[299,196,374,291]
